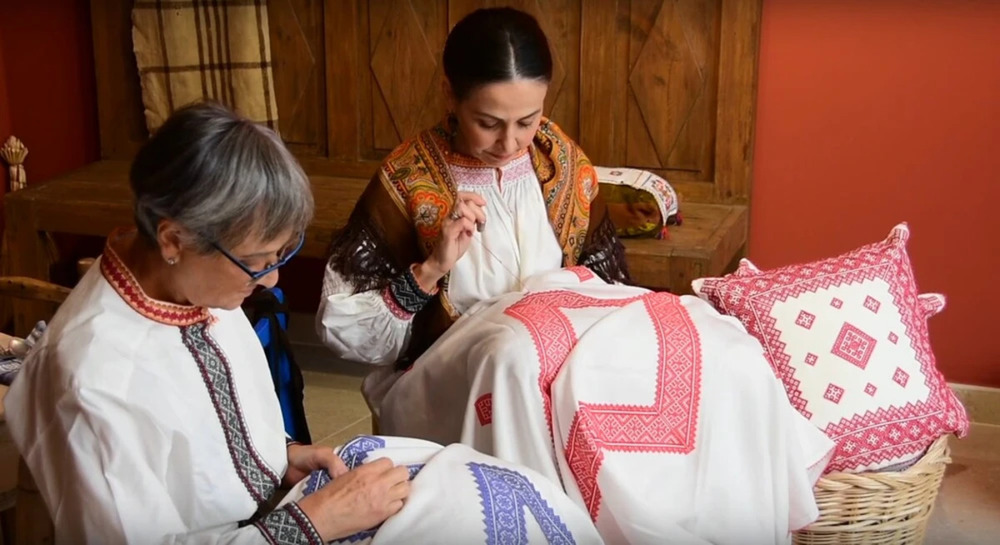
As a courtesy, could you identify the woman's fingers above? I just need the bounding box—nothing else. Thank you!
[456,191,486,207]
[451,193,487,230]
[444,214,477,238]
[387,480,410,501]
[385,499,405,517]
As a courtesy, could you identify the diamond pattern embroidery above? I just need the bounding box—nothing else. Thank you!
[831,323,877,369]
[865,383,878,396]
[893,368,910,387]
[805,353,818,366]
[830,298,843,309]
[795,310,816,329]
[824,384,845,404]
[692,223,971,473]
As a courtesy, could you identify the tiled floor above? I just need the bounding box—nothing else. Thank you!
[297,343,373,449]
[299,346,1000,544]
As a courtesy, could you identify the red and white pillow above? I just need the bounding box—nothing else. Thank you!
[692,223,968,473]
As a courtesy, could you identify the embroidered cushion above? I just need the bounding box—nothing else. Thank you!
[692,223,968,473]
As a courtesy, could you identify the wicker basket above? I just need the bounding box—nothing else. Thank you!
[793,436,951,545]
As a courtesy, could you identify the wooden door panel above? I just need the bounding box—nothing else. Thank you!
[268,0,327,156]
[580,0,759,204]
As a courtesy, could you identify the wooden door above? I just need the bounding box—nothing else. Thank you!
[323,0,758,203]
[91,0,759,203]
[579,0,759,204]
[323,0,582,177]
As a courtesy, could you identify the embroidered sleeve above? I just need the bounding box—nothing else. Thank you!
[253,503,324,545]
[326,212,401,294]
[579,213,632,285]
[386,265,437,316]
[317,263,415,366]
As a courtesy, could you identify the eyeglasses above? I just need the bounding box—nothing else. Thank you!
[211,232,305,281]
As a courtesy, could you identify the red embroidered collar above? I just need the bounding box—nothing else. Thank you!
[100,230,212,326]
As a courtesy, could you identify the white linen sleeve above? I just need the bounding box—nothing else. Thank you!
[315,261,414,366]
[22,388,323,545]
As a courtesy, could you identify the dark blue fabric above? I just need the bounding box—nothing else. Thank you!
[245,287,311,444]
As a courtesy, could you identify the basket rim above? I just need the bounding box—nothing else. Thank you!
[814,435,951,489]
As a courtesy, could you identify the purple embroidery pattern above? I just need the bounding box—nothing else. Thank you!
[468,463,576,545]
[302,468,331,497]
[301,436,424,544]
[340,435,387,469]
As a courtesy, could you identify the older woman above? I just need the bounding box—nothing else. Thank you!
[3,103,601,545]
[318,8,837,545]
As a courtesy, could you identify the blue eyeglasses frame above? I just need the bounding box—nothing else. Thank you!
[211,231,305,281]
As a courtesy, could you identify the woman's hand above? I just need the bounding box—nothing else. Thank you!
[414,191,487,291]
[297,457,411,541]
[284,443,350,487]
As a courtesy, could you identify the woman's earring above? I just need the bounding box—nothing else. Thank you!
[166,257,177,266]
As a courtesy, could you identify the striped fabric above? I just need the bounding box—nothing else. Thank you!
[131,0,279,134]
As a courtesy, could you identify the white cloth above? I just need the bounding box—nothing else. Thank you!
[379,269,836,545]
[315,152,563,366]
[446,153,563,314]
[279,435,604,545]
[4,256,292,544]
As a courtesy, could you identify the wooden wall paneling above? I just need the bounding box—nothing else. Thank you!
[268,0,327,156]
[579,0,630,167]
[91,0,148,160]
[625,0,720,183]
[487,0,582,139]
[714,0,761,203]
[580,0,759,205]
[366,0,448,155]
[325,0,361,162]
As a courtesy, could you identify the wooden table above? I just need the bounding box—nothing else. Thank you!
[4,160,747,331]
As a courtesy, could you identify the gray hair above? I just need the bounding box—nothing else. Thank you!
[129,101,314,253]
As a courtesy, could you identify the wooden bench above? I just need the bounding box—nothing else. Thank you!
[3,160,746,299]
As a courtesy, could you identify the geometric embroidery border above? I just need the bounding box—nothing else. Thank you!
[181,323,280,505]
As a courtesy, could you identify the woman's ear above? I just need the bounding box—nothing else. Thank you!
[156,218,186,264]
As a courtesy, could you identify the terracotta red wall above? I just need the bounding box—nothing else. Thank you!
[0,0,99,190]
[751,0,1000,387]
[0,23,11,210]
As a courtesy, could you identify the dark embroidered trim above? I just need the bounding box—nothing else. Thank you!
[253,503,323,545]
[580,213,632,285]
[327,212,401,294]
[181,323,280,505]
[382,286,414,320]
[388,267,435,315]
